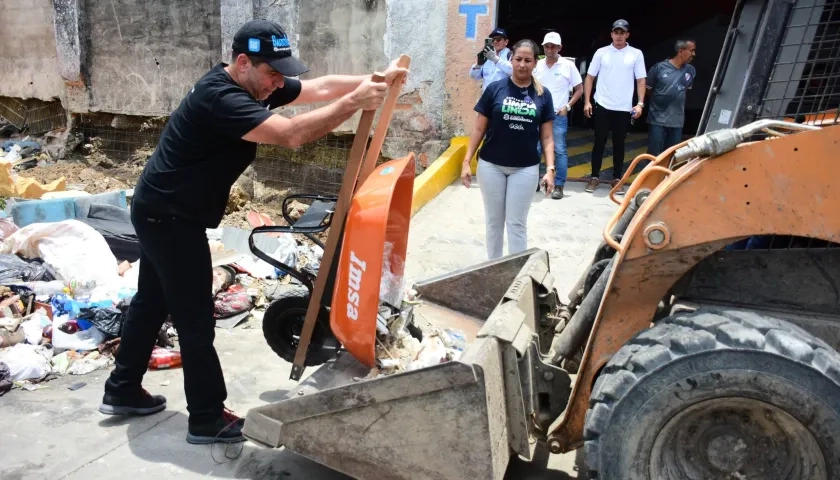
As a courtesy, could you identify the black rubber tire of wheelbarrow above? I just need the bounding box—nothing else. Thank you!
[262,287,340,367]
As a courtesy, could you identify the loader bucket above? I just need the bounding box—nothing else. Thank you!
[243,249,572,480]
[330,155,415,368]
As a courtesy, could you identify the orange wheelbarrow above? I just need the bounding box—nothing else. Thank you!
[247,153,417,369]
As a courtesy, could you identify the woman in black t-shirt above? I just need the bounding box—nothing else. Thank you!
[461,39,557,260]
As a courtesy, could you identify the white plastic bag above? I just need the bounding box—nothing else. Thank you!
[0,343,52,381]
[51,314,106,352]
[5,145,21,162]
[274,233,297,268]
[380,242,405,307]
[407,336,448,371]
[0,220,120,290]
[234,255,277,279]
[20,310,51,345]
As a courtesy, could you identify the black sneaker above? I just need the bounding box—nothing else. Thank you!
[186,408,246,445]
[99,388,167,416]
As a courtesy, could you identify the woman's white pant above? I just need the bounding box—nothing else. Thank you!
[477,158,539,260]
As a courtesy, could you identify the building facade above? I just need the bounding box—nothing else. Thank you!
[0,0,501,162]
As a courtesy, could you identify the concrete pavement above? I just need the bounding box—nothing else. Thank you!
[0,180,618,480]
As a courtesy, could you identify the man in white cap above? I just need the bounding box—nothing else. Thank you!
[534,31,582,199]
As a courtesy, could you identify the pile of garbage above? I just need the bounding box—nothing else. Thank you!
[0,217,138,394]
[365,296,468,379]
[0,183,326,397]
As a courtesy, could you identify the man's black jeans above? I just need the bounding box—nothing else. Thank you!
[104,202,226,425]
[591,103,631,180]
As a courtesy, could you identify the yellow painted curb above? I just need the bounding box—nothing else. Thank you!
[411,137,469,217]
[566,146,649,179]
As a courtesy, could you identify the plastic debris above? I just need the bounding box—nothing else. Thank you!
[214,290,254,319]
[68,351,112,375]
[366,304,469,379]
[0,343,53,381]
[408,336,448,370]
[149,347,182,370]
[51,313,106,351]
[379,242,405,307]
[0,220,122,297]
[0,253,55,283]
[0,361,11,395]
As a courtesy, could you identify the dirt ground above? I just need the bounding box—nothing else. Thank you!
[17,153,299,231]
[20,155,140,195]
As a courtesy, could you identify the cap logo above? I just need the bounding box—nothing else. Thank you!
[248,38,260,52]
[271,34,290,52]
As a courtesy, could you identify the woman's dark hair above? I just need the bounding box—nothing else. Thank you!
[512,39,544,96]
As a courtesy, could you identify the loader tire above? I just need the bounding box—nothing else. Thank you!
[262,287,340,367]
[583,308,840,480]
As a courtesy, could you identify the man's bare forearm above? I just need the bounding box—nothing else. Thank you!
[288,94,360,147]
[584,75,594,103]
[570,84,583,106]
[311,75,370,101]
[636,78,646,104]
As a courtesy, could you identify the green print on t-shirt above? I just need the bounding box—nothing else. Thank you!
[502,96,537,119]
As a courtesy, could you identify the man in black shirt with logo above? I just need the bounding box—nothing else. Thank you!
[98,19,408,445]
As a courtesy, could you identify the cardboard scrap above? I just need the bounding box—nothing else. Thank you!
[0,160,66,199]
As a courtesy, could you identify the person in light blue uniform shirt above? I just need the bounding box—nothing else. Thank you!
[469,28,513,91]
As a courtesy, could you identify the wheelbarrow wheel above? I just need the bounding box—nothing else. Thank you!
[262,287,341,367]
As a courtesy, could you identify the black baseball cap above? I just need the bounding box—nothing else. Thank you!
[232,19,309,76]
[612,19,630,31]
[490,28,508,38]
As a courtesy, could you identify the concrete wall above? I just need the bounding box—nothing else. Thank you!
[0,0,480,162]
[275,0,389,130]
[299,0,388,81]
[444,0,499,137]
[383,0,448,159]
[0,0,64,100]
[84,0,222,115]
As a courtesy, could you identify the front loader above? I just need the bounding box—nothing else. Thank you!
[243,1,840,478]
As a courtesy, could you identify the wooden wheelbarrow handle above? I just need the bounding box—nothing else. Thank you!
[290,54,411,380]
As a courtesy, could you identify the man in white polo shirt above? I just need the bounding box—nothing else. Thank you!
[535,31,583,200]
[583,19,647,194]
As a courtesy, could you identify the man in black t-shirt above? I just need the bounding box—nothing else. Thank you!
[98,19,408,445]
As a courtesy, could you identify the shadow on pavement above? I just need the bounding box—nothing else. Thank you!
[96,411,351,479]
[94,406,586,479]
[257,389,290,403]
